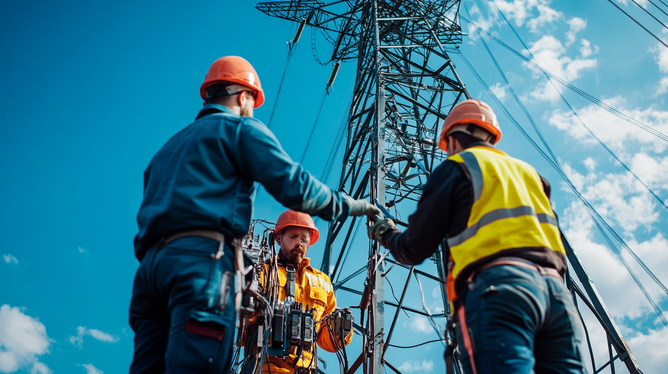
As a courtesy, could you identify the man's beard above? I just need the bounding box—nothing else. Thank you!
[284,246,304,264]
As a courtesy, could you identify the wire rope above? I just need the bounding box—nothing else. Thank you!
[460,16,668,143]
[606,0,668,48]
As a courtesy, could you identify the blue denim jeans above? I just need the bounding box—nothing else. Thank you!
[129,237,236,374]
[456,264,587,374]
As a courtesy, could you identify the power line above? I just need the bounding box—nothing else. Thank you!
[631,0,668,30]
[647,0,668,19]
[299,91,328,164]
[460,16,668,143]
[267,45,295,129]
[606,0,668,48]
[457,49,668,327]
[479,5,668,212]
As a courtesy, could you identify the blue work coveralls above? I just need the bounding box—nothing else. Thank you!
[130,104,349,374]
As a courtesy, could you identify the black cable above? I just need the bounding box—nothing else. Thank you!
[300,90,329,164]
[385,276,410,318]
[606,0,668,48]
[475,11,668,212]
[268,46,295,129]
[460,16,668,143]
[457,49,668,326]
[320,94,353,182]
[388,338,446,349]
[648,0,668,18]
[631,0,668,31]
[487,3,668,297]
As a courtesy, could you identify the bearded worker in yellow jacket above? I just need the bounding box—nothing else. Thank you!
[368,99,586,374]
[245,210,353,374]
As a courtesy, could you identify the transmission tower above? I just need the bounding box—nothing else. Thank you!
[257,1,643,373]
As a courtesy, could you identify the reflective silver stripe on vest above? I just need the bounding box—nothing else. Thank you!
[537,213,558,226]
[447,206,548,248]
[460,151,483,202]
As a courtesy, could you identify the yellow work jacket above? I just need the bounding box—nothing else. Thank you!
[260,258,353,373]
[445,146,565,300]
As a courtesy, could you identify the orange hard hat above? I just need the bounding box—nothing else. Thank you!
[200,56,265,108]
[275,210,320,245]
[438,99,502,151]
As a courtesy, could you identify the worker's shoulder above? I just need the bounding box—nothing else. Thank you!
[305,265,330,280]
[304,266,333,290]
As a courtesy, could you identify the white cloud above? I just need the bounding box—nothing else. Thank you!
[78,363,103,374]
[579,39,598,58]
[69,326,119,348]
[526,3,561,33]
[525,35,597,101]
[583,157,596,172]
[0,305,51,374]
[653,41,668,95]
[565,17,587,46]
[658,77,668,95]
[489,82,508,101]
[397,358,434,373]
[403,316,432,333]
[492,0,561,32]
[562,201,666,320]
[548,98,668,153]
[466,3,498,41]
[30,362,51,374]
[2,255,18,264]
[626,326,668,373]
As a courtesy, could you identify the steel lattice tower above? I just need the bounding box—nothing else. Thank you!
[257,1,642,373]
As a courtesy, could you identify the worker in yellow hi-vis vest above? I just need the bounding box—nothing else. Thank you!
[368,99,586,374]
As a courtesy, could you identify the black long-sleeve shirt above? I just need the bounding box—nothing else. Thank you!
[382,146,566,297]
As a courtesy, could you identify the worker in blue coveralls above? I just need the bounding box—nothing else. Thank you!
[129,56,381,374]
[368,100,586,374]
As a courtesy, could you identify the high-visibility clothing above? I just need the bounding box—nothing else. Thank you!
[446,146,565,294]
[259,257,352,373]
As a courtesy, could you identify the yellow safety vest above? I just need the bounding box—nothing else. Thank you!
[447,146,565,283]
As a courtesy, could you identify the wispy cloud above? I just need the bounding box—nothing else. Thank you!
[69,326,119,348]
[403,316,432,333]
[653,34,668,95]
[490,82,509,101]
[565,17,586,46]
[78,247,89,256]
[3,254,18,264]
[549,98,668,153]
[0,305,52,374]
[397,358,434,373]
[78,363,104,374]
[524,35,597,102]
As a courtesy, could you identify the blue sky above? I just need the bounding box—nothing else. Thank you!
[1,1,667,373]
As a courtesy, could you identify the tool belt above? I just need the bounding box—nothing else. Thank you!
[162,229,226,247]
[468,256,563,283]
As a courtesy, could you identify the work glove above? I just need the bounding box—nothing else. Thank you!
[367,218,397,244]
[325,308,353,345]
[344,195,381,219]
